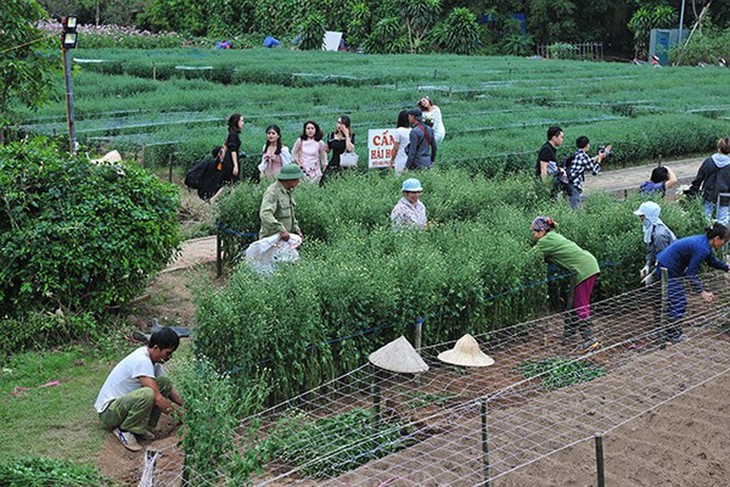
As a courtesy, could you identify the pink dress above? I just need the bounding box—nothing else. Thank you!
[294,139,326,183]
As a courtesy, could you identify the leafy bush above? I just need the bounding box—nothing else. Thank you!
[173,357,270,484]
[299,12,327,51]
[671,28,730,66]
[0,312,99,361]
[365,17,407,54]
[518,356,606,390]
[548,42,578,59]
[0,138,180,320]
[263,407,412,478]
[432,7,481,55]
[0,456,115,486]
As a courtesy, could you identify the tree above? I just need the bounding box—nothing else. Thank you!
[628,5,677,58]
[402,0,441,53]
[0,0,58,138]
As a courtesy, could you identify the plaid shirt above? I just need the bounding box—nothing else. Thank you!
[568,149,600,192]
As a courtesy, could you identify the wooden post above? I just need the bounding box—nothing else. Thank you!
[139,144,146,168]
[216,231,222,277]
[414,317,424,352]
[371,372,381,429]
[481,398,491,487]
[153,63,157,81]
[594,433,606,487]
[168,153,173,183]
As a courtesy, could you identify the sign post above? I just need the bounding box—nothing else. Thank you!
[367,129,397,170]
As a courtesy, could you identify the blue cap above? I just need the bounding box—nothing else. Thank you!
[401,178,423,192]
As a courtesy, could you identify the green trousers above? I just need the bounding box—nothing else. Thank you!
[99,376,172,434]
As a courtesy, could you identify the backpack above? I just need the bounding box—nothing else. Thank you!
[184,158,213,190]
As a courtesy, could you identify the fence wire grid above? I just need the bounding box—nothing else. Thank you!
[149,272,730,486]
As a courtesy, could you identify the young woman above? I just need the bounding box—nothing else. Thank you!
[291,120,328,183]
[258,124,291,179]
[639,166,677,197]
[530,216,600,353]
[417,96,445,143]
[655,223,730,343]
[389,110,411,175]
[321,115,355,186]
[222,113,243,183]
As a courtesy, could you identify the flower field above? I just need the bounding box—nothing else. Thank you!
[17,48,730,176]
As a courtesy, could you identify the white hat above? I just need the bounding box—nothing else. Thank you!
[437,334,495,367]
[368,336,429,373]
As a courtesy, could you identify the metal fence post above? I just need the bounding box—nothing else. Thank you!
[480,397,491,487]
[594,433,606,487]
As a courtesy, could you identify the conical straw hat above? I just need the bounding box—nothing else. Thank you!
[368,336,429,373]
[438,334,494,367]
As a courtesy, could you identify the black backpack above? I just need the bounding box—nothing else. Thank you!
[184,158,213,190]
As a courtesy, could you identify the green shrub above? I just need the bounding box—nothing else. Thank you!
[518,356,606,390]
[671,28,730,66]
[263,407,412,478]
[0,456,115,486]
[173,357,270,484]
[0,312,98,361]
[432,7,481,55]
[299,12,327,51]
[0,138,180,320]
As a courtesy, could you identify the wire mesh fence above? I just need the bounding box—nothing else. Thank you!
[146,272,730,485]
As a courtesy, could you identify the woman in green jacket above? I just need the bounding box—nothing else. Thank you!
[531,216,600,353]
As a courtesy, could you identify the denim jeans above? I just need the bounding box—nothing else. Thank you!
[703,201,729,224]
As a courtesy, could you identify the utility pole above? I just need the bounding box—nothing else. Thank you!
[60,16,78,154]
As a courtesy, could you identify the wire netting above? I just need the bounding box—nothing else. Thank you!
[150,272,730,485]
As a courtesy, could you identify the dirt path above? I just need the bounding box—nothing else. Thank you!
[584,156,701,195]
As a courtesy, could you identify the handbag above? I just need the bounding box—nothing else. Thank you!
[340,151,359,168]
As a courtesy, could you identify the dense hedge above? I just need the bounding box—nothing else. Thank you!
[200,171,705,401]
[0,138,180,355]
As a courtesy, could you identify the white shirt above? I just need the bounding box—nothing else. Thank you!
[423,106,445,143]
[94,347,164,413]
[393,127,411,174]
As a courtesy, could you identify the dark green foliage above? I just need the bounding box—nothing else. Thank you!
[299,12,327,51]
[0,456,116,486]
[173,358,270,484]
[518,356,606,390]
[671,28,730,66]
[365,17,408,54]
[1,0,59,127]
[0,138,180,319]
[0,312,98,361]
[432,7,481,55]
[263,407,412,478]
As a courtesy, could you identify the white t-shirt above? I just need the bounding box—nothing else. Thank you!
[394,127,411,174]
[94,347,164,413]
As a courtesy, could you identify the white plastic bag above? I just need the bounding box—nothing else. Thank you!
[245,233,302,275]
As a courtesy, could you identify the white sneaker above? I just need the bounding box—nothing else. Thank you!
[113,427,142,452]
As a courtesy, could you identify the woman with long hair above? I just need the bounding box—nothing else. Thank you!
[389,110,411,175]
[291,120,327,183]
[321,114,355,186]
[417,96,445,143]
[258,124,291,179]
[222,113,243,183]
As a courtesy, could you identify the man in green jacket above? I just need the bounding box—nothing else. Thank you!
[259,164,304,240]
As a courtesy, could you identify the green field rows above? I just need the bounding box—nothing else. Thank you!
[17,48,730,175]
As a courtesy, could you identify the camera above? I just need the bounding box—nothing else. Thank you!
[599,146,612,157]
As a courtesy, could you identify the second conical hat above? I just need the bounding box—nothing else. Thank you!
[368,336,429,373]
[438,334,495,367]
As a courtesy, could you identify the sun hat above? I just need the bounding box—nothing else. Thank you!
[407,107,423,119]
[277,164,304,180]
[401,178,423,193]
[437,334,495,367]
[633,201,660,216]
[368,336,429,373]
